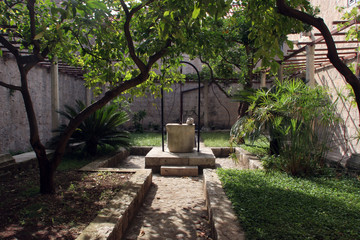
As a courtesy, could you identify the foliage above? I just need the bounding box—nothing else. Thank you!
[132,110,147,133]
[51,100,130,156]
[231,79,339,176]
[218,168,360,240]
[239,136,269,158]
[184,4,254,86]
[238,0,317,73]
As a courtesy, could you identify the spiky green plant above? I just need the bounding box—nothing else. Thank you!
[51,100,130,156]
[231,79,340,176]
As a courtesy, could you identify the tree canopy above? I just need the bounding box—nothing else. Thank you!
[0,0,232,193]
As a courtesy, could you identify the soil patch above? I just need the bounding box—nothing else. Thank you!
[0,168,132,239]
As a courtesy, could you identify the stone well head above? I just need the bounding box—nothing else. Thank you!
[166,123,195,153]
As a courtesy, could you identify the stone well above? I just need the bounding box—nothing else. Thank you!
[166,123,195,153]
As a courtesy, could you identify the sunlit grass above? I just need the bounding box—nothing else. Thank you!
[218,168,360,240]
[201,131,231,147]
[130,132,162,146]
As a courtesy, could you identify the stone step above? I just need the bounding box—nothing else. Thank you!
[160,166,198,177]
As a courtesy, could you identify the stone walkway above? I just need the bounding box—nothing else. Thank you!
[116,155,245,240]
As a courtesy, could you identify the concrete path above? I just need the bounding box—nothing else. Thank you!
[116,155,245,240]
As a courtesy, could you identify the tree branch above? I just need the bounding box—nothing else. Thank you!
[199,55,215,81]
[148,38,172,68]
[276,0,360,123]
[0,81,22,91]
[26,0,41,54]
[219,53,242,71]
[0,35,19,58]
[120,0,155,73]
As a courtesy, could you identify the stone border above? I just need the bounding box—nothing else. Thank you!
[204,169,245,240]
[235,147,263,169]
[210,147,235,158]
[203,147,263,240]
[76,168,152,240]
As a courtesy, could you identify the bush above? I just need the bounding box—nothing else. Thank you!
[231,79,339,176]
[50,100,130,156]
[132,110,147,133]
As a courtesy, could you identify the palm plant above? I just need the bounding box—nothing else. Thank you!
[231,79,340,176]
[51,100,130,156]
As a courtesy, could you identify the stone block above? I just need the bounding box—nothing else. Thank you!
[160,166,198,176]
[166,123,195,153]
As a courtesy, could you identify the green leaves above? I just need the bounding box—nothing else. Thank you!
[240,0,314,70]
[192,4,201,19]
[232,79,339,176]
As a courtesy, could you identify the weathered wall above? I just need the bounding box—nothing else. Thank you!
[126,81,239,131]
[315,63,360,158]
[0,55,87,154]
[0,54,240,154]
[311,0,360,156]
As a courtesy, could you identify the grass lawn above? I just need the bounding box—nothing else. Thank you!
[129,131,233,147]
[130,132,162,146]
[201,131,231,147]
[217,169,360,240]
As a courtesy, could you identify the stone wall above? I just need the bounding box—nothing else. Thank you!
[0,55,87,154]
[0,54,240,154]
[315,64,360,158]
[126,81,239,131]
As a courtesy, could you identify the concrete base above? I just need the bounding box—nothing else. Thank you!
[145,147,215,173]
[161,166,198,176]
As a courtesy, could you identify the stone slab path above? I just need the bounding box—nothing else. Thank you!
[117,155,245,240]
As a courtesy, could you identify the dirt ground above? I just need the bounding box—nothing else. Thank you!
[0,168,131,239]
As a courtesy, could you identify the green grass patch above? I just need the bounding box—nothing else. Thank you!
[130,132,162,146]
[217,169,360,240]
[240,136,269,157]
[201,131,231,147]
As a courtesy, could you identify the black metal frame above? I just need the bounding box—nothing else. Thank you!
[161,61,201,152]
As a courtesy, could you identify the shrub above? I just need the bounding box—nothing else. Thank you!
[231,79,339,176]
[132,110,147,133]
[51,100,130,156]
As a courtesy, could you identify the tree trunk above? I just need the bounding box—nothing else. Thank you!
[37,150,55,194]
[237,45,254,119]
[20,71,56,194]
[237,101,249,119]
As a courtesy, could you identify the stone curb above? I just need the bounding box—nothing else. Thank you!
[210,147,235,158]
[76,168,152,240]
[235,147,263,170]
[203,169,245,240]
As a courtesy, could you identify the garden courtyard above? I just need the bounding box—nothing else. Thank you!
[1,0,360,239]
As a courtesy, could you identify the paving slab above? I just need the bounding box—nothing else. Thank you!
[160,166,199,176]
